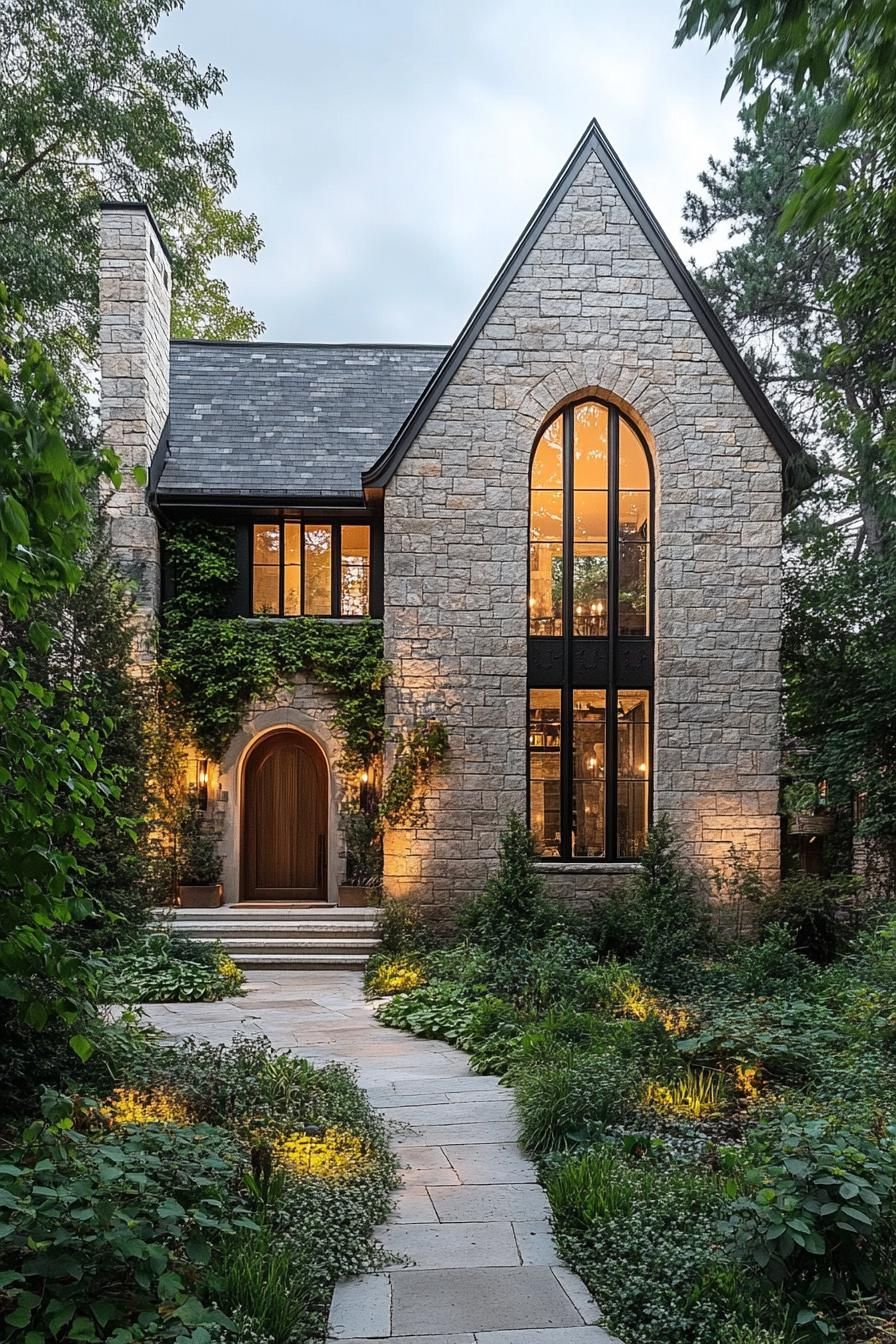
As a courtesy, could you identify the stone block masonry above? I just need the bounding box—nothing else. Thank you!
[99,203,170,664]
[382,150,783,912]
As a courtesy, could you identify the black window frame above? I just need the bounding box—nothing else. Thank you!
[526,398,655,862]
[250,518,374,619]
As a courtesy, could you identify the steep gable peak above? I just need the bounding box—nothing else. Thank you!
[363,118,805,497]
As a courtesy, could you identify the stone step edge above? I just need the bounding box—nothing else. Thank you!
[208,938,381,949]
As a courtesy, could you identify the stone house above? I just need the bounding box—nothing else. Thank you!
[100,120,802,914]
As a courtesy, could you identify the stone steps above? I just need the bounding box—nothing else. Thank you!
[159,905,381,971]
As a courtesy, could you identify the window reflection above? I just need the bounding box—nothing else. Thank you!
[528,689,561,856]
[304,525,332,615]
[573,691,607,856]
[341,524,370,616]
[617,690,650,858]
[253,524,280,615]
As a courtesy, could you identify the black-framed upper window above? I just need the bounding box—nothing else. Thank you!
[252,521,370,617]
[527,399,654,861]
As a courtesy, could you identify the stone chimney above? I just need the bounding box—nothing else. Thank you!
[99,202,171,661]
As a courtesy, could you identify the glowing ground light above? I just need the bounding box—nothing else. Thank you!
[620,984,692,1036]
[642,1069,724,1121]
[273,1127,369,1179]
[102,1087,192,1126]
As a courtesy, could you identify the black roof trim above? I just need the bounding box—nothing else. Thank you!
[362,118,805,494]
[156,492,368,510]
[99,199,174,265]
[169,338,449,351]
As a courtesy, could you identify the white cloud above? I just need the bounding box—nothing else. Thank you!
[157,0,739,341]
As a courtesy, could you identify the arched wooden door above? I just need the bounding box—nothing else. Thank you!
[241,730,328,901]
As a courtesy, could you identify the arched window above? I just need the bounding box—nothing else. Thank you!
[527,399,654,861]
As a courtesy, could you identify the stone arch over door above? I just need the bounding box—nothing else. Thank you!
[241,728,328,901]
[219,709,344,905]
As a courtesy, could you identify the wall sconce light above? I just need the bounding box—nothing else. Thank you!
[197,758,209,811]
[360,769,369,786]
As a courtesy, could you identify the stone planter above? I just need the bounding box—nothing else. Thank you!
[338,884,371,908]
[789,812,835,837]
[177,882,223,908]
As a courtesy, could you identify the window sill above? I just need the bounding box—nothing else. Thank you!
[243,615,380,625]
[536,861,642,875]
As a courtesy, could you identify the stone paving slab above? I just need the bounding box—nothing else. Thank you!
[428,1182,552,1223]
[390,1267,583,1335]
[374,1220,521,1269]
[140,973,618,1344]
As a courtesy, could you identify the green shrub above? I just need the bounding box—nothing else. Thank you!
[678,993,847,1085]
[210,1223,314,1344]
[458,810,562,962]
[377,978,480,1044]
[851,913,896,991]
[577,960,643,1012]
[459,995,524,1075]
[727,924,817,994]
[546,1143,660,1230]
[0,1091,249,1342]
[373,895,432,955]
[756,873,862,964]
[100,929,245,1003]
[723,1113,896,1310]
[593,817,711,987]
[515,1046,642,1153]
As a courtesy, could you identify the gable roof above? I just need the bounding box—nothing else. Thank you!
[362,118,807,497]
[156,340,448,502]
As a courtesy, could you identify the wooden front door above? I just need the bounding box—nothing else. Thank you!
[242,730,327,900]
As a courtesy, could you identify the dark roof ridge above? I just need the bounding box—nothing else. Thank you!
[170,338,450,351]
[362,117,807,500]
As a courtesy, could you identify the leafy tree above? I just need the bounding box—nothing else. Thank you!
[0,283,116,1053]
[0,0,263,384]
[683,81,896,859]
[675,0,896,226]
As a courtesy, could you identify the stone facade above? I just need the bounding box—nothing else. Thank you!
[381,150,783,912]
[99,204,170,662]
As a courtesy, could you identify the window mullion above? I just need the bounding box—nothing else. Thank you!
[333,524,342,618]
[278,520,285,617]
[561,406,574,860]
[607,409,619,859]
[299,520,305,615]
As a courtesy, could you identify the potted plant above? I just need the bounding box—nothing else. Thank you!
[176,802,224,907]
[783,780,836,836]
[339,807,382,907]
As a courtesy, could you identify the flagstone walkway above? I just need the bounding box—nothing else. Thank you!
[140,972,618,1344]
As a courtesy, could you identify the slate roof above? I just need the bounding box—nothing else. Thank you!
[157,341,449,500]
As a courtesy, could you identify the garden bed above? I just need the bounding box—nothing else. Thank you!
[369,815,896,1344]
[0,1032,397,1343]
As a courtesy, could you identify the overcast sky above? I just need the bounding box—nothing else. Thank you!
[157,0,739,344]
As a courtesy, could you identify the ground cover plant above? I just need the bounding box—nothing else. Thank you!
[99,927,245,1004]
[375,813,896,1343]
[0,1031,397,1344]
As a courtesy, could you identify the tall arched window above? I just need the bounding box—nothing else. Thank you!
[527,398,654,861]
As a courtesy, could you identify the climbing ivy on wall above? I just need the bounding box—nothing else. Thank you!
[161,523,389,767]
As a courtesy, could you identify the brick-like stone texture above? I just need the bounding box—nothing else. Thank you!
[381,151,783,912]
[99,206,170,662]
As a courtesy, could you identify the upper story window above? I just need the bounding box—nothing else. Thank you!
[252,521,371,618]
[529,401,651,638]
[527,398,654,862]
